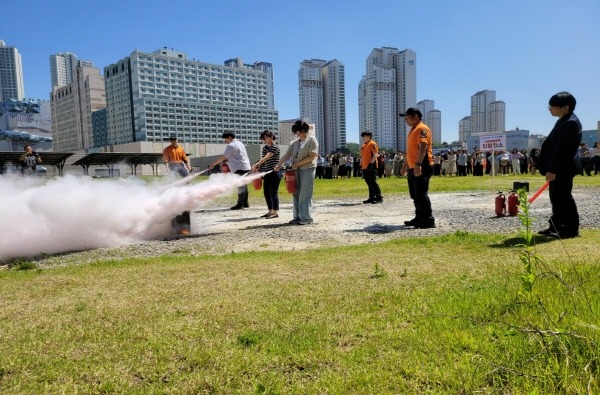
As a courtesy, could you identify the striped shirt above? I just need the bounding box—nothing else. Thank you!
[259,144,280,172]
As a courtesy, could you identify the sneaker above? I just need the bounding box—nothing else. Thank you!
[288,219,300,225]
[230,204,243,210]
[297,220,313,225]
[404,217,419,226]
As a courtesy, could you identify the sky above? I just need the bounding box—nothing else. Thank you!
[2,0,599,144]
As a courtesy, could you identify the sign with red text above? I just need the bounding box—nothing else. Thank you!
[479,134,506,152]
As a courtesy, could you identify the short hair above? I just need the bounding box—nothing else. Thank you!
[291,120,309,133]
[221,131,235,139]
[360,131,372,137]
[24,145,32,149]
[548,91,576,111]
[260,129,275,141]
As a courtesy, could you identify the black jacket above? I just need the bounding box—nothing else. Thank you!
[538,112,582,176]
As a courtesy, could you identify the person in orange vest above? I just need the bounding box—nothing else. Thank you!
[163,135,192,235]
[360,131,383,204]
[400,108,435,229]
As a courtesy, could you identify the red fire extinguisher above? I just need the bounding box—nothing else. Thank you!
[221,163,230,173]
[507,190,519,216]
[253,177,262,190]
[285,170,296,194]
[495,191,506,217]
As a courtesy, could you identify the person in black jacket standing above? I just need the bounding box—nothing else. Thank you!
[538,92,582,239]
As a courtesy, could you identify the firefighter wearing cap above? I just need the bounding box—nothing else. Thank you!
[400,108,435,229]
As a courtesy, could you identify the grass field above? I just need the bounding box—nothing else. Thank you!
[1,175,599,394]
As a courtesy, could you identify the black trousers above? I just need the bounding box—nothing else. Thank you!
[548,173,579,234]
[407,165,434,222]
[362,167,381,199]
[235,170,250,205]
[262,171,282,210]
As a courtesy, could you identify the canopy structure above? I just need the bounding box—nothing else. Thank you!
[0,152,73,176]
[72,153,165,176]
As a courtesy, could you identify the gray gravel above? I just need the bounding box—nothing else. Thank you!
[28,188,599,267]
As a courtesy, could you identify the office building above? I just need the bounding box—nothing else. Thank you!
[0,40,25,101]
[225,58,275,110]
[50,65,106,151]
[299,59,346,154]
[358,47,416,151]
[417,99,442,144]
[103,47,278,146]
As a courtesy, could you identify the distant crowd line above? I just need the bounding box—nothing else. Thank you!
[315,141,600,179]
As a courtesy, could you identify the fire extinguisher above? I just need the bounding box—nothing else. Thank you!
[495,191,506,217]
[253,177,262,190]
[507,190,519,216]
[285,170,296,194]
[221,163,230,173]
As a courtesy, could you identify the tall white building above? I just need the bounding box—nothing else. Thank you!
[470,90,505,135]
[458,116,471,146]
[358,47,416,151]
[50,65,106,151]
[224,58,275,110]
[103,47,278,146]
[0,40,25,101]
[298,59,346,154]
[417,99,442,144]
[50,52,94,87]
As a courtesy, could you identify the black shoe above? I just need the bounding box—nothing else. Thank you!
[548,230,579,239]
[415,220,436,229]
[243,203,249,208]
[371,197,383,204]
[537,227,557,236]
[363,198,374,204]
[404,217,419,226]
[230,204,243,210]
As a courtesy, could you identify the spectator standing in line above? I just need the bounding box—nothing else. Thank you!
[519,149,529,174]
[209,131,252,210]
[315,154,325,179]
[400,108,435,229]
[19,145,42,176]
[360,131,383,204]
[345,154,353,178]
[591,142,600,175]
[456,149,468,176]
[578,143,592,176]
[353,155,361,178]
[163,135,192,235]
[274,120,318,225]
[529,148,540,174]
[538,91,582,239]
[251,130,281,219]
[509,148,524,175]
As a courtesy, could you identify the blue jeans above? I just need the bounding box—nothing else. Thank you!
[293,167,316,221]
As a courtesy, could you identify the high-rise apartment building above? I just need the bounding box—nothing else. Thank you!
[50,65,106,151]
[417,99,442,144]
[224,57,275,110]
[298,59,346,154]
[0,40,25,101]
[470,90,505,135]
[458,116,471,146]
[103,48,278,146]
[358,47,416,151]
[50,52,94,87]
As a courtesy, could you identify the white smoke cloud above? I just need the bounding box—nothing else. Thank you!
[0,172,263,261]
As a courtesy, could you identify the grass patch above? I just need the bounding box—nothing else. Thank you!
[0,231,598,393]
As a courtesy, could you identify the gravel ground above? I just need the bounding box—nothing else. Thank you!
[31,187,599,267]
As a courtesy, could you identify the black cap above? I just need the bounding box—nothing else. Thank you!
[399,108,422,118]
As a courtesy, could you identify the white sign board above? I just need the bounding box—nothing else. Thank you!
[480,134,506,152]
